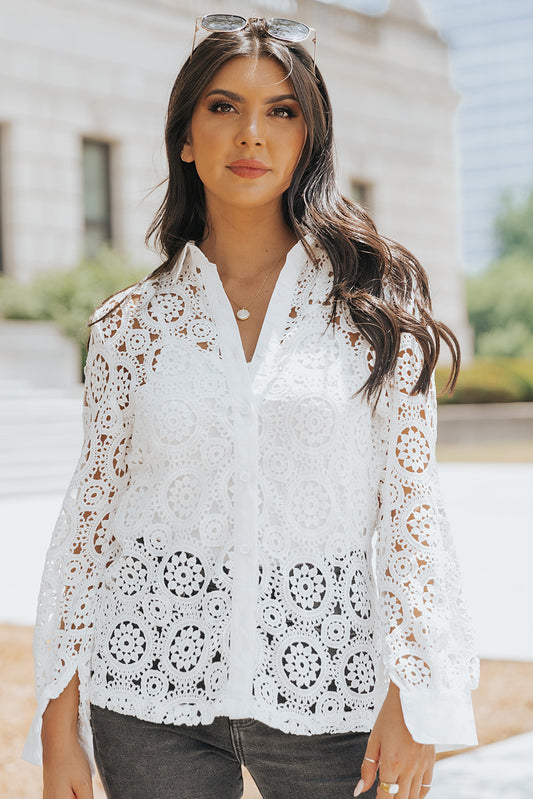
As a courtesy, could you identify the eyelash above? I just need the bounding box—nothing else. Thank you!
[206,100,297,119]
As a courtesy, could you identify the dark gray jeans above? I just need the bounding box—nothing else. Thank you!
[90,703,378,799]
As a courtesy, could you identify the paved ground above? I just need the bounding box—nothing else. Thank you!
[430,731,533,798]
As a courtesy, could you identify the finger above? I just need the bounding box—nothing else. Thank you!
[408,776,423,799]
[376,774,403,798]
[43,783,77,799]
[354,742,381,795]
[73,778,94,799]
[397,774,412,799]
[408,762,434,799]
[420,762,434,797]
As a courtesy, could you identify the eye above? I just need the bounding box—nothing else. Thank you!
[271,106,297,119]
[207,100,236,114]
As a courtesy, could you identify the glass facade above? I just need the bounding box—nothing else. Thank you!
[423,0,533,271]
[341,0,533,272]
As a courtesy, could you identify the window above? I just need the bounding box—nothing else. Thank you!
[82,139,112,257]
[350,180,373,212]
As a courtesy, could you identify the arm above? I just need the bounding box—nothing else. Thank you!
[23,313,135,777]
[356,338,478,797]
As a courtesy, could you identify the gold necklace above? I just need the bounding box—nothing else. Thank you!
[223,253,286,321]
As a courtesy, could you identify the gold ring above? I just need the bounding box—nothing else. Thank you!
[364,756,377,763]
[379,781,400,795]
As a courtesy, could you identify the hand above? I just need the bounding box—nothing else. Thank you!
[353,682,435,798]
[42,733,94,799]
[41,673,93,799]
[43,735,93,799]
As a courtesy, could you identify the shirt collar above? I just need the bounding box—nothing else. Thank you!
[167,233,318,286]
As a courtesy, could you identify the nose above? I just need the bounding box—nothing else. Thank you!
[236,111,265,147]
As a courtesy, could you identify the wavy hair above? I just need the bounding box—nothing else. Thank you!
[94,20,460,398]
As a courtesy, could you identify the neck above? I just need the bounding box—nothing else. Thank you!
[198,201,298,280]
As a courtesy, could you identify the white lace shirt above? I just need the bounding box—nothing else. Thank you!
[24,236,478,766]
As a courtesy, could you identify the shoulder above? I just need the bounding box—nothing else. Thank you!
[84,280,156,389]
[87,278,157,336]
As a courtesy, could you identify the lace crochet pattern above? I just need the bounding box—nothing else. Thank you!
[24,239,478,765]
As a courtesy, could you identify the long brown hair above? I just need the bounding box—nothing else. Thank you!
[96,21,459,398]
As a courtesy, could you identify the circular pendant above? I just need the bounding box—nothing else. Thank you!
[236,308,251,321]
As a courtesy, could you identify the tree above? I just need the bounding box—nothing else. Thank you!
[467,189,533,358]
[495,189,533,257]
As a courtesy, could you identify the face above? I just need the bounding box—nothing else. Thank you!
[181,56,307,214]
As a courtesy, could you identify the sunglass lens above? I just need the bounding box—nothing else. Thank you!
[201,14,247,32]
[266,18,310,42]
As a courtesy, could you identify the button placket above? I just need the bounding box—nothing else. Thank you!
[201,257,259,712]
[226,390,259,714]
[192,243,305,715]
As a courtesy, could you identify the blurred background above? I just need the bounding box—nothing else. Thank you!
[0,1,532,797]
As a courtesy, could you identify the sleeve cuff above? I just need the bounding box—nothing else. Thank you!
[398,684,478,748]
[22,712,43,766]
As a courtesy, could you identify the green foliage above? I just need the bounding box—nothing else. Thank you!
[436,358,533,404]
[467,252,533,358]
[0,247,149,372]
[467,188,533,361]
[495,189,533,257]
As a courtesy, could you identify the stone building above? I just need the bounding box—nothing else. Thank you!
[0,0,471,353]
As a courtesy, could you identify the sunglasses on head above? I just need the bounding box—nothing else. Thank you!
[191,14,317,70]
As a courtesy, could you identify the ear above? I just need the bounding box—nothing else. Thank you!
[181,139,194,163]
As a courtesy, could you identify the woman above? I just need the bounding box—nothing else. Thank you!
[24,15,478,799]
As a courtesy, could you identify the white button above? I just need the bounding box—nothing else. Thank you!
[238,404,250,416]
[239,544,250,555]
[239,471,249,482]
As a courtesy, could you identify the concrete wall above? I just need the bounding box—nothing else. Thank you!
[0,0,472,354]
[437,402,533,445]
[0,320,80,387]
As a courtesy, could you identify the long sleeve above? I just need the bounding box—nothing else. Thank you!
[375,336,479,747]
[23,317,134,766]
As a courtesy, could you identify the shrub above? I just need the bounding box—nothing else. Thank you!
[0,247,149,373]
[436,358,533,404]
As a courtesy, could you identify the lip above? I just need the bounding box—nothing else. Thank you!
[228,159,270,179]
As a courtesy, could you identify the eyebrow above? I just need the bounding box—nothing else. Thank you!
[205,89,299,104]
